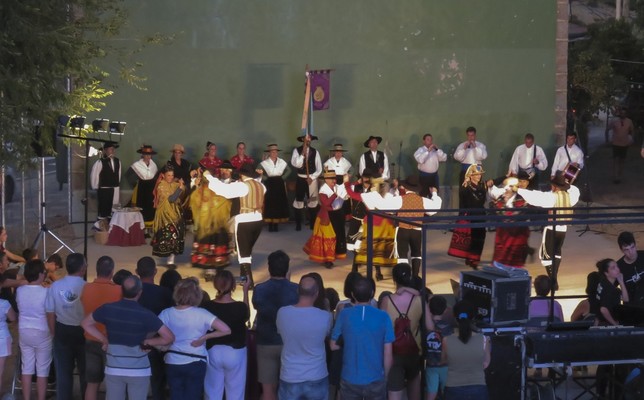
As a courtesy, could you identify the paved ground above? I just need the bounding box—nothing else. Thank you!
[1,113,643,398]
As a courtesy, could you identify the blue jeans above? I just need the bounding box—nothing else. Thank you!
[53,322,86,400]
[339,379,387,400]
[166,361,207,400]
[444,384,489,400]
[278,376,328,400]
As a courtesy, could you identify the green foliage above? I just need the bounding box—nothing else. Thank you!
[569,19,644,120]
[0,0,172,170]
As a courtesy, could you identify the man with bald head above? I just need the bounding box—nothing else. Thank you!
[276,274,333,400]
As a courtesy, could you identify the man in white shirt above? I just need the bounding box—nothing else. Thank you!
[324,144,352,184]
[206,164,266,287]
[453,127,487,184]
[517,172,580,290]
[551,132,584,179]
[359,135,390,180]
[413,134,447,197]
[291,134,323,231]
[507,133,548,190]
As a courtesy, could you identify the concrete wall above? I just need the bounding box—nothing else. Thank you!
[95,0,559,186]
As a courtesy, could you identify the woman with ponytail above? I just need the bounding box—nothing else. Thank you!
[202,270,251,400]
[442,300,490,400]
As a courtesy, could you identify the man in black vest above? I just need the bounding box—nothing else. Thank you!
[358,135,390,180]
[90,142,121,226]
[291,134,322,230]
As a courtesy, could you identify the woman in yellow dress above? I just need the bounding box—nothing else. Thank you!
[190,168,232,270]
[152,166,185,266]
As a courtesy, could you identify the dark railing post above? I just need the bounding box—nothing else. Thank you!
[367,211,374,280]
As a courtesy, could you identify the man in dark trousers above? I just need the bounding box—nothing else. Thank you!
[90,141,121,228]
[291,133,322,230]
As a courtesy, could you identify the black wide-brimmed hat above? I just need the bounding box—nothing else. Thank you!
[400,175,421,193]
[297,134,318,142]
[220,160,234,170]
[102,141,119,150]
[363,135,382,147]
[136,145,157,155]
[551,171,570,190]
[238,163,259,178]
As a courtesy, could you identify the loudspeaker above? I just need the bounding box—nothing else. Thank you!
[486,334,522,400]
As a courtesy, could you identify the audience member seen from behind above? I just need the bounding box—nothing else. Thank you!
[425,295,454,400]
[45,252,88,400]
[252,250,299,400]
[80,256,122,400]
[330,276,394,400]
[135,256,173,400]
[528,275,564,322]
[44,253,64,287]
[380,263,434,400]
[159,277,231,400]
[276,276,333,400]
[592,258,629,326]
[17,259,50,400]
[202,269,251,400]
[81,275,175,400]
[443,300,490,400]
[570,271,601,322]
[112,269,132,286]
[616,231,644,305]
[303,272,331,311]
[160,269,182,294]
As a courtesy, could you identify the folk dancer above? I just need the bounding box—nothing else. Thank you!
[551,132,584,179]
[414,134,447,197]
[358,135,390,180]
[291,134,322,231]
[151,166,186,266]
[448,164,487,270]
[303,170,348,268]
[206,163,266,288]
[259,144,290,232]
[453,127,487,185]
[230,141,255,171]
[167,143,195,223]
[324,144,352,184]
[487,177,531,268]
[130,145,158,234]
[382,175,442,277]
[346,169,374,272]
[345,176,397,281]
[518,171,580,290]
[90,141,121,229]
[200,141,223,177]
[189,164,233,271]
[507,133,548,190]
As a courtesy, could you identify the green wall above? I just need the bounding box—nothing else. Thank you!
[99,0,557,184]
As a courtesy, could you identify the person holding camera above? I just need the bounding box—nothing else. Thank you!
[453,127,487,185]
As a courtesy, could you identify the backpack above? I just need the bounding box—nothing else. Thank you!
[388,295,419,355]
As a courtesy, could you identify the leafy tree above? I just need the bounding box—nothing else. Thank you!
[0,0,165,170]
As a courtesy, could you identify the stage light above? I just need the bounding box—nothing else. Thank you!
[58,115,86,129]
[92,118,109,132]
[109,121,126,135]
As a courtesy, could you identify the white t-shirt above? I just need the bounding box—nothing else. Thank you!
[17,285,49,332]
[159,307,216,365]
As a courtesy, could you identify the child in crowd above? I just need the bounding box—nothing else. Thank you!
[44,253,64,287]
[17,259,52,400]
[425,295,454,400]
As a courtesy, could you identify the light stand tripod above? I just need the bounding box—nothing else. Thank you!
[577,155,604,237]
[31,157,74,256]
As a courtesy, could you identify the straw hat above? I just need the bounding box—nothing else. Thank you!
[323,170,337,180]
[264,144,281,152]
[330,144,348,152]
[171,144,185,154]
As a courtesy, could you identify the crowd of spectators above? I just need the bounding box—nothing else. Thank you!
[0,226,638,399]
